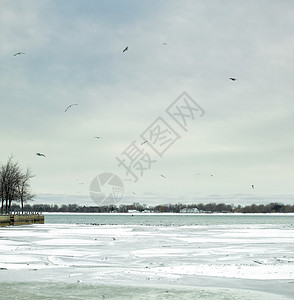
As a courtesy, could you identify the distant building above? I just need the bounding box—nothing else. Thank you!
[128,210,139,214]
[180,208,199,213]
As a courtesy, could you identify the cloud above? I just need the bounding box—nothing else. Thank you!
[1,1,294,206]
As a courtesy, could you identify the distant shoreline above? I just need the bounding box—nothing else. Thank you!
[42,212,294,216]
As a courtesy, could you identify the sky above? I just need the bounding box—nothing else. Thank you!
[1,0,294,207]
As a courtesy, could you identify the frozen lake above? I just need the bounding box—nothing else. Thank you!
[0,214,294,299]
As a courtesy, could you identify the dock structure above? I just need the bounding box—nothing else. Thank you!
[0,214,44,226]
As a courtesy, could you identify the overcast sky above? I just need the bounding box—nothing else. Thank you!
[1,0,294,207]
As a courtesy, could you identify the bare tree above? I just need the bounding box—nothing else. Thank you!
[0,157,35,214]
[0,157,19,214]
[17,168,35,214]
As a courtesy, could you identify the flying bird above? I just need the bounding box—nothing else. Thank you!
[162,43,167,46]
[65,103,78,112]
[229,77,237,81]
[94,136,102,139]
[123,46,128,53]
[141,140,148,145]
[252,184,255,189]
[14,52,25,56]
[36,153,46,157]
[77,178,84,185]
[160,174,166,178]
[132,192,136,195]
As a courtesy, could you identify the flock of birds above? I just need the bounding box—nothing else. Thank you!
[13,46,255,193]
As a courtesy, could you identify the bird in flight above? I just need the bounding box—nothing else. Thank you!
[132,192,136,195]
[162,43,167,46]
[36,153,46,157]
[252,184,255,189]
[14,52,25,56]
[123,46,128,52]
[141,140,148,145]
[94,136,102,139]
[160,174,166,178]
[229,77,237,81]
[65,103,78,112]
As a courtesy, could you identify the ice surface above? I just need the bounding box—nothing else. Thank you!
[0,223,294,299]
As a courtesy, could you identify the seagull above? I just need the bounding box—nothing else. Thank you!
[162,43,167,46]
[160,174,166,178]
[132,192,136,195]
[123,46,128,53]
[252,184,255,189]
[141,140,148,145]
[36,153,46,157]
[229,77,237,81]
[65,103,78,112]
[77,178,84,185]
[94,136,102,139]
[14,52,25,56]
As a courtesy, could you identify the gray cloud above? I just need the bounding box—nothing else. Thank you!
[1,0,293,206]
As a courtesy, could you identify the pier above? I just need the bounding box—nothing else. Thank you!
[0,213,44,226]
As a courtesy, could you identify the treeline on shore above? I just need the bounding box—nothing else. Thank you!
[8,202,294,213]
[0,157,34,214]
